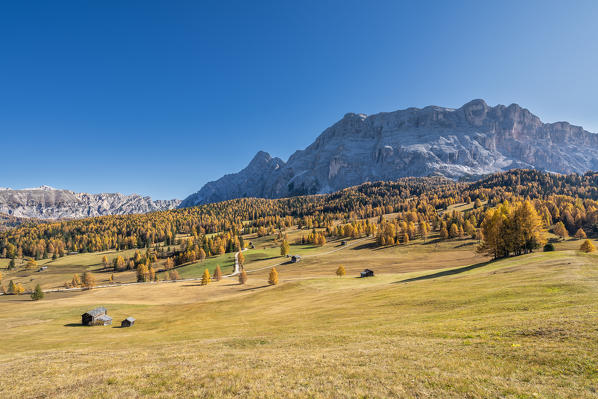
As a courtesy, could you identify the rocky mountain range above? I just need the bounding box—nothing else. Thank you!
[0,186,180,220]
[180,99,598,207]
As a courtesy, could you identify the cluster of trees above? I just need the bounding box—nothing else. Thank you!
[3,170,598,266]
[300,231,327,246]
[65,271,96,289]
[478,201,545,259]
[3,280,25,295]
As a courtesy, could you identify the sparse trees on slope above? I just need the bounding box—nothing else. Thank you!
[336,265,346,277]
[237,251,245,267]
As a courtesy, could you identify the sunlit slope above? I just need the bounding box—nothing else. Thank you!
[1,249,596,398]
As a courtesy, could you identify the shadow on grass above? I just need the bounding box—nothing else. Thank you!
[352,242,377,251]
[64,323,86,327]
[454,241,476,248]
[393,260,495,284]
[248,255,280,262]
[421,238,443,245]
[239,284,271,292]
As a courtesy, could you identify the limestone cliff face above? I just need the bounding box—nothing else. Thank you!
[181,100,598,206]
[0,186,180,219]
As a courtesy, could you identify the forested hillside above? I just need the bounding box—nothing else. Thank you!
[2,170,598,263]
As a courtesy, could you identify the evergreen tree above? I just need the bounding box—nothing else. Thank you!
[268,267,278,285]
[7,280,16,294]
[31,284,44,301]
[8,258,15,270]
[336,265,346,277]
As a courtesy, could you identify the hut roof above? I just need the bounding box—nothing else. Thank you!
[96,315,112,322]
[124,317,135,322]
[84,307,107,317]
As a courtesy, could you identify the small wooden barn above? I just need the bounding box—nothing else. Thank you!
[291,255,302,263]
[360,269,374,278]
[82,306,110,326]
[95,315,113,326]
[121,317,136,327]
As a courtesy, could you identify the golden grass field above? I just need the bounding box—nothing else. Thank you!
[1,234,597,398]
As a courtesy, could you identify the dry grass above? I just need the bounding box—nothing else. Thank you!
[0,239,597,398]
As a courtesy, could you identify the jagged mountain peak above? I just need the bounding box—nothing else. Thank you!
[180,99,598,207]
[0,187,180,219]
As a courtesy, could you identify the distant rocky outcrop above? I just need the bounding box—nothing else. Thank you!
[0,186,180,219]
[181,99,598,207]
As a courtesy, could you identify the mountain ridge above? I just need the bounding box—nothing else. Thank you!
[180,99,598,207]
[0,186,180,219]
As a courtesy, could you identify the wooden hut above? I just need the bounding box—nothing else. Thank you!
[121,317,136,327]
[360,269,374,278]
[291,255,302,263]
[94,315,112,326]
[82,306,109,326]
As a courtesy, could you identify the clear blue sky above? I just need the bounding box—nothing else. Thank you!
[1,1,597,199]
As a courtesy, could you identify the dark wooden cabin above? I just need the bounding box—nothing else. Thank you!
[291,255,302,263]
[360,269,374,278]
[82,306,109,326]
[121,317,136,327]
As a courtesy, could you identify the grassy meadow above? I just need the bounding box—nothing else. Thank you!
[1,231,597,398]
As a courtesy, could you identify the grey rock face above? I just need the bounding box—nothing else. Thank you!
[181,99,598,206]
[0,186,180,219]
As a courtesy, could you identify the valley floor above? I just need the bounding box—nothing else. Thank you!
[1,239,597,398]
